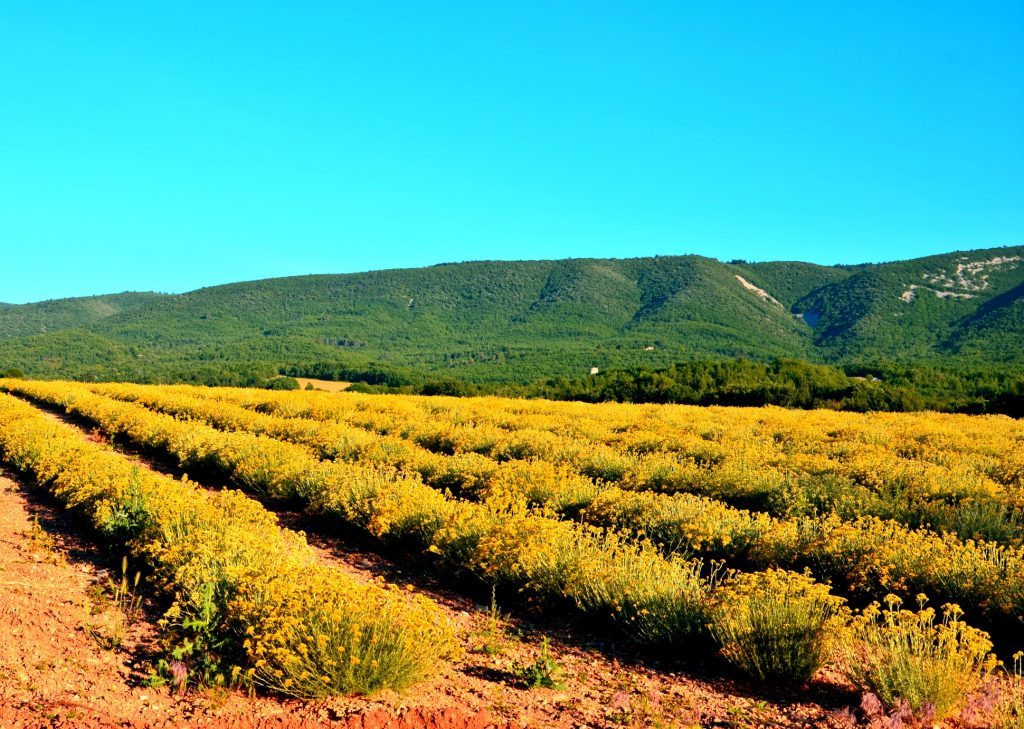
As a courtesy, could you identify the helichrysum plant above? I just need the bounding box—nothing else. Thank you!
[709,568,844,683]
[843,594,996,719]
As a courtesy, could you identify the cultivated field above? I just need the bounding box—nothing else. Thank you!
[1,378,1023,727]
[293,377,352,392]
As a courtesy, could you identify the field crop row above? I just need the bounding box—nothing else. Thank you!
[58,382,1024,635]
[0,391,453,698]
[2,379,721,647]
[170,384,1024,546]
[5,379,1021,718]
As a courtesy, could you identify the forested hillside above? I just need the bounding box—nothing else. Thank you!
[1,246,1021,386]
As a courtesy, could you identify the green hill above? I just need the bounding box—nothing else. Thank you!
[0,292,165,339]
[793,247,1024,362]
[1,246,1021,384]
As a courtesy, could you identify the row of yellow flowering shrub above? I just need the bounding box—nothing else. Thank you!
[78,382,1024,633]
[78,383,1000,555]
[6,380,1019,717]
[156,383,1024,546]
[0,389,454,697]
[2,379,716,646]
[185,384,1023,494]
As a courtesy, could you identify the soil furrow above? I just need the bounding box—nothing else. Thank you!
[3,395,854,727]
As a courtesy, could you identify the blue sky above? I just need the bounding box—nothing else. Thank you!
[2,2,1022,304]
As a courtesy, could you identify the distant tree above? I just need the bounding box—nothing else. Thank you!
[265,376,300,390]
[1,367,24,379]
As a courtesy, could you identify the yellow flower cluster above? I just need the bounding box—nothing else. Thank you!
[0,389,455,698]
[709,568,846,683]
[5,378,1020,706]
[844,595,997,719]
[171,383,1024,534]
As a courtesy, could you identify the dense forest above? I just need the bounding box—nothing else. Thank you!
[530,358,1024,416]
[333,357,1024,417]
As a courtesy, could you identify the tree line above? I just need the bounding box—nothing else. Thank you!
[5,357,1022,417]
[311,357,1024,417]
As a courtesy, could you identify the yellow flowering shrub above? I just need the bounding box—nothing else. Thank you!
[41,379,1024,630]
[709,569,846,683]
[3,380,721,647]
[583,488,773,561]
[6,377,1022,713]
[483,459,599,515]
[844,595,997,719]
[185,382,1024,542]
[0,389,455,697]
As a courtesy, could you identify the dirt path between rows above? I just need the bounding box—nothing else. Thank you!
[0,399,856,727]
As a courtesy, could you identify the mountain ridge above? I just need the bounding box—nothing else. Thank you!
[1,246,1021,383]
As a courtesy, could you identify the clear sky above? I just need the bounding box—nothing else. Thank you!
[2,2,1022,304]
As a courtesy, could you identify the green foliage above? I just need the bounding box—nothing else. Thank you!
[471,587,511,656]
[534,357,852,408]
[795,247,1024,365]
[0,246,1021,391]
[155,581,232,693]
[0,292,164,339]
[266,376,300,390]
[525,356,1024,416]
[98,472,154,546]
[512,636,566,690]
[732,260,859,309]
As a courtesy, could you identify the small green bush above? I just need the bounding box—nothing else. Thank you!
[266,376,300,391]
[512,636,565,690]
